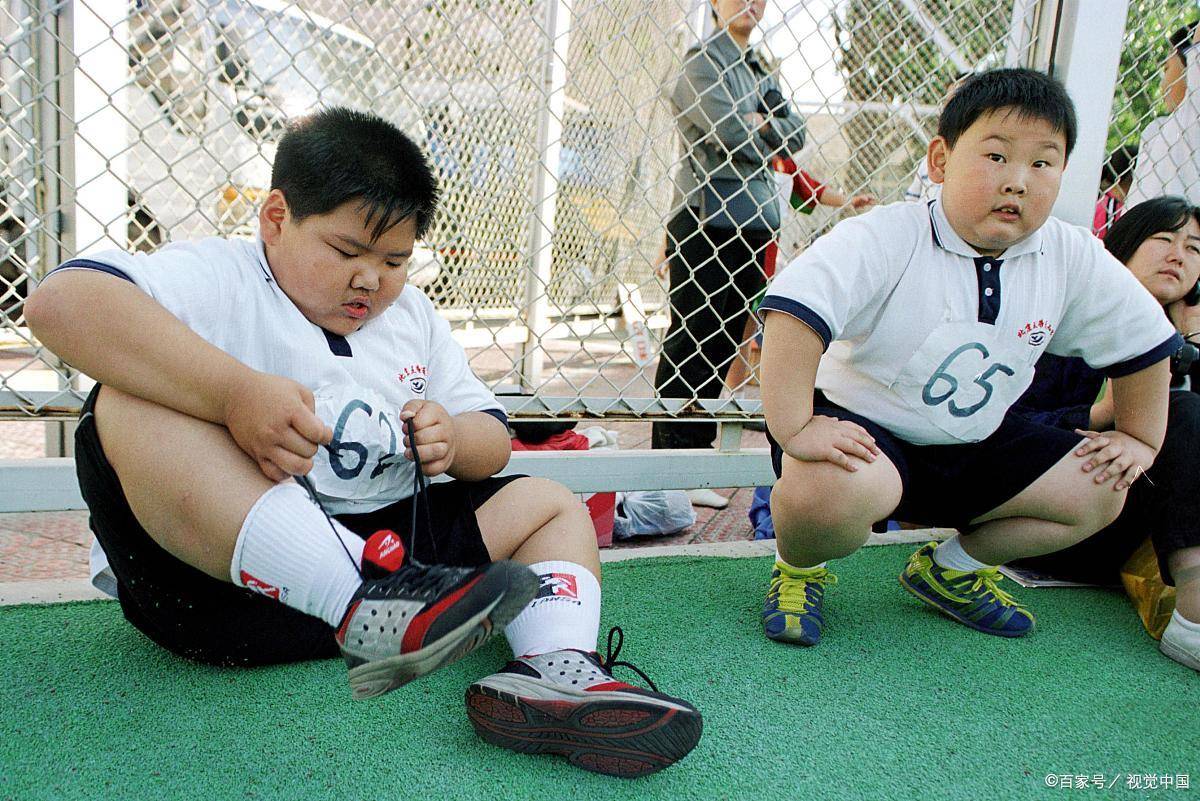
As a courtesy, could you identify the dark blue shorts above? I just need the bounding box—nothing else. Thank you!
[75,384,522,667]
[768,392,1083,530]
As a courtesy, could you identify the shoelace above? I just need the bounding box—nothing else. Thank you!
[775,567,836,612]
[965,567,1020,608]
[597,626,660,693]
[297,416,438,580]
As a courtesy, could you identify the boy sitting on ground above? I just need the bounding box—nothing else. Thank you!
[756,69,1181,645]
[24,107,700,778]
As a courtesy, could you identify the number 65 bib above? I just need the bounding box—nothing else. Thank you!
[891,321,1037,443]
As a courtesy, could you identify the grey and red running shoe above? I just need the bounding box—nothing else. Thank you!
[336,559,537,700]
[465,627,703,777]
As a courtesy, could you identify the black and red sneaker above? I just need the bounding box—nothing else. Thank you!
[337,559,537,700]
[464,627,703,777]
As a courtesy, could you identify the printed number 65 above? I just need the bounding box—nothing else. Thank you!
[921,342,1015,418]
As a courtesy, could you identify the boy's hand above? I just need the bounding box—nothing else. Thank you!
[223,371,333,482]
[401,399,457,477]
[1073,429,1157,491]
[781,415,880,473]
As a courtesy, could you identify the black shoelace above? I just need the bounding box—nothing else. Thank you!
[296,416,437,582]
[598,626,660,693]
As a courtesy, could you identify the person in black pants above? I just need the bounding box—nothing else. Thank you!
[653,0,806,452]
[1012,196,1200,671]
[654,209,770,449]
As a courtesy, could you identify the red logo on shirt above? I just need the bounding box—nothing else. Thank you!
[398,364,428,395]
[1016,319,1055,346]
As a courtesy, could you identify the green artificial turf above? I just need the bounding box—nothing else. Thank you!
[1,546,1196,801]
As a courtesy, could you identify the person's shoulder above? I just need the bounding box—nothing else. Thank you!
[1034,215,1110,265]
[822,201,927,253]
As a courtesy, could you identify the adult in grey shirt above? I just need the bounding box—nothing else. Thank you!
[653,0,806,451]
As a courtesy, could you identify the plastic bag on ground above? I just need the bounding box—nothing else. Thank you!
[613,490,696,540]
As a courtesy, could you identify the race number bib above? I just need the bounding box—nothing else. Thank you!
[310,386,409,503]
[891,321,1036,442]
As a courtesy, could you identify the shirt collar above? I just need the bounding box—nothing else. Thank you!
[254,233,279,285]
[927,197,1045,260]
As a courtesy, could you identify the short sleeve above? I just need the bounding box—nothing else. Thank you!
[45,241,243,344]
[1047,233,1181,376]
[758,206,909,349]
[421,299,506,425]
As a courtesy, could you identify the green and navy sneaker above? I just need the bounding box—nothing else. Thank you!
[762,560,837,645]
[899,542,1035,637]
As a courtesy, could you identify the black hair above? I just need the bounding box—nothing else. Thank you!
[1169,22,1198,65]
[937,68,1077,158]
[271,107,439,241]
[1104,196,1200,266]
[1101,144,1138,188]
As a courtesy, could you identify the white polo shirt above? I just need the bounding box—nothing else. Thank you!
[51,236,506,594]
[760,199,1180,445]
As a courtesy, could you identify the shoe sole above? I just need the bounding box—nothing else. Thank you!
[1159,637,1200,671]
[348,562,538,699]
[899,572,1034,638]
[464,681,703,778]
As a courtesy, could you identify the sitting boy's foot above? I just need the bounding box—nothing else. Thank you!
[899,542,1035,637]
[1159,610,1200,671]
[762,560,836,645]
[337,560,537,699]
[464,628,702,778]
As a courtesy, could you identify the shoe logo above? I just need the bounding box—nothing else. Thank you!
[536,572,578,600]
[240,570,287,602]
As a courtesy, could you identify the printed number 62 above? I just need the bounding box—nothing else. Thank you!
[921,342,1015,418]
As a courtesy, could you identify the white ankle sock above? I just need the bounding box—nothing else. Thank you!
[504,561,601,657]
[775,550,826,571]
[933,534,990,572]
[230,482,365,627]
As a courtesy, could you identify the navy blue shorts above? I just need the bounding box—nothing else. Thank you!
[768,392,1084,529]
[75,384,523,667]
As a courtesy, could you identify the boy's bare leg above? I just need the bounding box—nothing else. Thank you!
[961,443,1127,565]
[475,477,600,579]
[94,385,276,579]
[770,451,902,567]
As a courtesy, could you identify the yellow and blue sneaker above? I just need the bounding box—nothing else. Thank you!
[899,542,1035,637]
[762,561,837,645]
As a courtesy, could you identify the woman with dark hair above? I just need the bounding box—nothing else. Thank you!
[1014,196,1200,671]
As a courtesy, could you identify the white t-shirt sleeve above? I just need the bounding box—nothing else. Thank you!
[421,296,506,424]
[759,206,908,349]
[48,242,239,344]
[1047,232,1181,375]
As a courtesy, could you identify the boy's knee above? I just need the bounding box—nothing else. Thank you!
[517,477,589,521]
[1064,481,1126,533]
[772,465,887,533]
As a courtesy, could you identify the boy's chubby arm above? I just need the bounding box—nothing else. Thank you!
[1074,359,1169,492]
[24,270,332,481]
[399,400,510,481]
[760,312,879,472]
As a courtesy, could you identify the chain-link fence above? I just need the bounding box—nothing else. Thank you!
[0,0,1096,444]
[1098,0,1199,235]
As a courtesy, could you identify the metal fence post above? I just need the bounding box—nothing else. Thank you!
[1048,0,1131,227]
[519,0,572,391]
